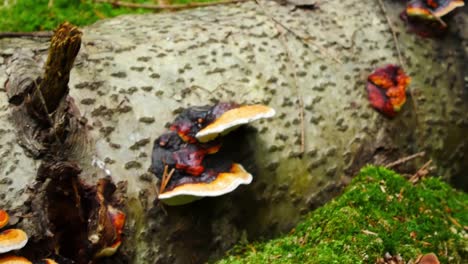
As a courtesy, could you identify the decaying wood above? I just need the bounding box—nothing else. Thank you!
[30,22,82,115]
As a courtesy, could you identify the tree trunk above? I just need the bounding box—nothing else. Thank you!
[0,1,467,263]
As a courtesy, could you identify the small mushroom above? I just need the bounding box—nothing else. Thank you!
[94,206,126,258]
[158,163,252,205]
[0,229,28,254]
[0,211,9,229]
[87,178,126,259]
[196,104,276,142]
[416,253,440,264]
[366,65,410,118]
[0,255,31,264]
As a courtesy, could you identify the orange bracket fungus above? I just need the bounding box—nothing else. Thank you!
[402,0,465,37]
[0,211,8,230]
[0,255,32,264]
[196,104,276,143]
[170,102,275,143]
[366,65,410,118]
[406,0,464,18]
[0,210,28,255]
[0,229,28,255]
[151,102,275,205]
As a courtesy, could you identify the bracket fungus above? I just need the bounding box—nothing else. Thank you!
[0,211,8,230]
[0,230,28,255]
[406,0,464,18]
[151,102,275,205]
[402,0,465,37]
[0,256,31,264]
[366,65,411,118]
[0,256,58,264]
[196,104,276,143]
[0,211,28,255]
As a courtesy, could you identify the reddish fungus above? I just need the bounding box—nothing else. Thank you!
[0,255,32,264]
[87,178,126,259]
[402,0,464,37]
[152,102,276,205]
[158,163,253,206]
[170,102,240,143]
[0,211,9,229]
[407,0,464,18]
[151,132,222,178]
[366,65,410,118]
[0,229,28,254]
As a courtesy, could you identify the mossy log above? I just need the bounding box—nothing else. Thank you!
[0,1,467,263]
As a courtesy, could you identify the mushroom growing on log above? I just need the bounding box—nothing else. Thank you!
[0,0,467,263]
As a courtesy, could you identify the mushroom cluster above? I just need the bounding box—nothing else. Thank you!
[366,65,411,118]
[151,102,275,205]
[401,0,465,37]
[0,210,57,264]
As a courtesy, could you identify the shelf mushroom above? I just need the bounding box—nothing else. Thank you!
[402,0,465,37]
[0,211,8,230]
[0,230,28,255]
[0,256,58,264]
[158,163,252,206]
[0,210,28,255]
[0,255,31,264]
[366,65,411,118]
[170,102,275,143]
[152,102,274,205]
[406,0,464,19]
[195,104,276,143]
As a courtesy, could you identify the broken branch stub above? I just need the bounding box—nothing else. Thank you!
[30,22,82,116]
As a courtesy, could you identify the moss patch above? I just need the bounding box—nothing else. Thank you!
[218,166,468,264]
[0,0,214,32]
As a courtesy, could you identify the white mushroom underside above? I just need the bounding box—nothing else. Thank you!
[158,164,253,206]
[196,106,276,143]
[0,234,28,254]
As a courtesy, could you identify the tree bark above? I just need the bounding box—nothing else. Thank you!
[0,1,467,263]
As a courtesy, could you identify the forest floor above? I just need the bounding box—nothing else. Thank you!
[0,0,213,32]
[218,166,468,264]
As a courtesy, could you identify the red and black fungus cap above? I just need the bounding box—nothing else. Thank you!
[406,0,464,19]
[366,65,410,118]
[170,102,240,143]
[150,132,222,178]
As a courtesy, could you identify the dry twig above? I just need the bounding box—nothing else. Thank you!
[254,0,342,64]
[376,0,404,67]
[94,0,251,10]
[159,165,175,194]
[275,25,306,155]
[384,151,425,169]
[409,159,432,184]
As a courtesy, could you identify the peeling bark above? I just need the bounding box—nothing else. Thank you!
[0,1,467,263]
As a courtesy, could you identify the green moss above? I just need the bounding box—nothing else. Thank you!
[0,0,214,32]
[218,166,468,264]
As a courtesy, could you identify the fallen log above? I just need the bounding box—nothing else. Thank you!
[0,0,467,263]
